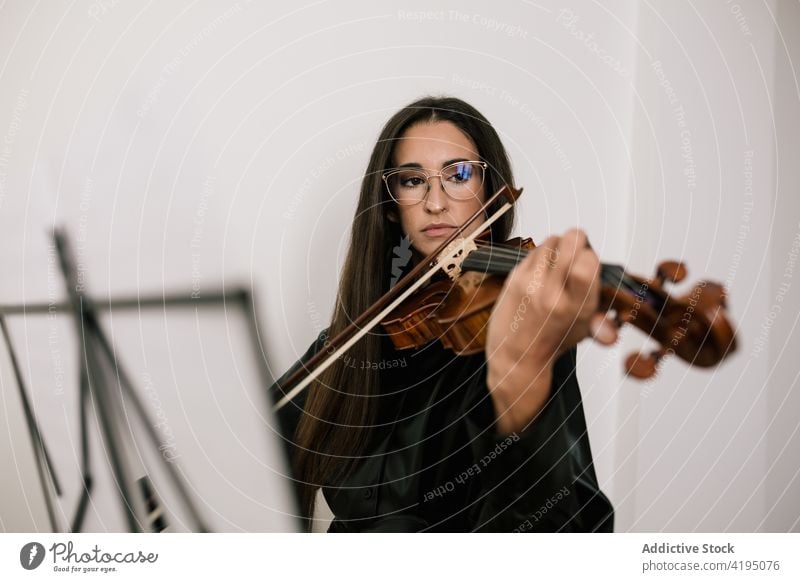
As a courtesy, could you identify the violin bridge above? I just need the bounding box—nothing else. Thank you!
[437,238,478,281]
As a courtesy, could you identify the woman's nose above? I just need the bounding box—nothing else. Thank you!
[423,177,448,211]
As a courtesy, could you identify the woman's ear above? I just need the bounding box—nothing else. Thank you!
[387,208,399,223]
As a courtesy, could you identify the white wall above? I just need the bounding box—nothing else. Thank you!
[620,0,800,532]
[0,0,797,532]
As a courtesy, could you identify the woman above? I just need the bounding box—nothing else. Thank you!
[270,96,618,532]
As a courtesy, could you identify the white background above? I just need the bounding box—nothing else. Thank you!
[0,0,798,532]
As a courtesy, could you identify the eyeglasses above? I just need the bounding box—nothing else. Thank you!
[382,160,487,206]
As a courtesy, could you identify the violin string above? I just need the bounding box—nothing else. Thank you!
[465,244,651,303]
[464,248,520,274]
[465,246,523,273]
[472,244,525,261]
[464,244,519,274]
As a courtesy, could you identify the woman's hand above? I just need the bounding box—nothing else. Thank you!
[485,229,618,434]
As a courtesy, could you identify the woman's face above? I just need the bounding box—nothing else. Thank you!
[389,120,487,258]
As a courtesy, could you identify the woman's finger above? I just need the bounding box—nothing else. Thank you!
[518,235,560,285]
[552,228,587,284]
[589,312,619,345]
[566,247,600,303]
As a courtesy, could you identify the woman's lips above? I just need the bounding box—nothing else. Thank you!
[422,225,456,237]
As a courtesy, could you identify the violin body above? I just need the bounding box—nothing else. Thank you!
[382,272,505,356]
[382,237,535,356]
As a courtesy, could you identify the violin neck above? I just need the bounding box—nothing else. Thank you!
[462,243,642,294]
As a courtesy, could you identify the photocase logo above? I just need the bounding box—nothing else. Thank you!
[20,542,46,570]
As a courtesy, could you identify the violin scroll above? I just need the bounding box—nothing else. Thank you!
[603,262,737,379]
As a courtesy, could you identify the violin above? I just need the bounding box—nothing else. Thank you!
[381,235,737,379]
[273,185,737,411]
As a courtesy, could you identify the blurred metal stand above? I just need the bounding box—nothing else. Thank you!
[0,228,277,532]
[0,315,62,531]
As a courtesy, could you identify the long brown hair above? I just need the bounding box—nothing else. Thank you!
[292,96,517,529]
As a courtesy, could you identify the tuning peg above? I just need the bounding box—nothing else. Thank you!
[625,346,668,379]
[655,260,687,286]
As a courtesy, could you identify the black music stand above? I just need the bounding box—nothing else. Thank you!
[0,228,283,532]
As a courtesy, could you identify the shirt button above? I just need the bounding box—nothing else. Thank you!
[363,487,374,499]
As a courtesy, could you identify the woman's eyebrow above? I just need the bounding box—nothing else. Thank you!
[395,158,470,169]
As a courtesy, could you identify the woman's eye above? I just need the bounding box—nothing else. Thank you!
[400,175,426,188]
[447,165,473,183]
